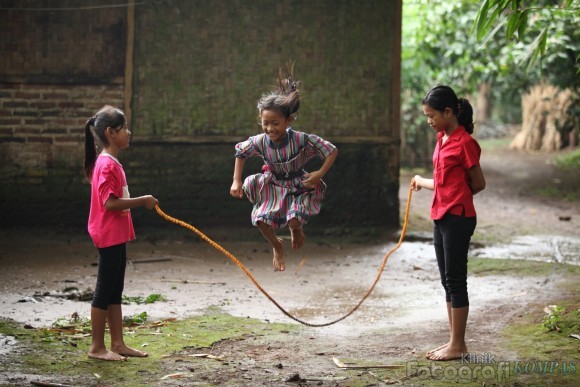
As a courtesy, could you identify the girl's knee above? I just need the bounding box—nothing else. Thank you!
[288,218,302,229]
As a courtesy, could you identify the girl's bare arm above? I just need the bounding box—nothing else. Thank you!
[105,195,158,211]
[302,148,338,188]
[230,157,246,198]
[467,165,486,194]
[412,175,434,191]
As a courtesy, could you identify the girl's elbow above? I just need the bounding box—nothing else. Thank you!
[473,181,486,194]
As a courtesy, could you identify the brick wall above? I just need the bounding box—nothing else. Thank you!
[0,83,124,228]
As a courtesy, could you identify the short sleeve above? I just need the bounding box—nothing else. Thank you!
[462,137,481,170]
[235,136,261,158]
[96,163,121,206]
[305,134,336,159]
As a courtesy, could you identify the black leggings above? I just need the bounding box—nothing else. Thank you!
[91,243,127,310]
[433,214,476,308]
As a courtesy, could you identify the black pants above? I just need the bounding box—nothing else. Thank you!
[433,214,476,308]
[91,243,127,310]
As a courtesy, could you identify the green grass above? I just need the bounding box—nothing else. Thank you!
[0,307,298,386]
[533,185,578,202]
[478,137,512,150]
[555,149,580,170]
[469,257,580,277]
[500,298,580,386]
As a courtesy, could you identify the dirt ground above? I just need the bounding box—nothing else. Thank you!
[0,141,579,386]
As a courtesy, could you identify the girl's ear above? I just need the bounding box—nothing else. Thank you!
[445,107,453,118]
[287,116,295,125]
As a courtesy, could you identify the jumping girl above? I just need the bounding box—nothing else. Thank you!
[230,64,338,272]
[411,85,486,361]
[83,105,158,361]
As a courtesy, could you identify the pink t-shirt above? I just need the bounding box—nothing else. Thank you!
[88,153,135,248]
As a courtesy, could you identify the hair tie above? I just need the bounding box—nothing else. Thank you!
[88,117,96,126]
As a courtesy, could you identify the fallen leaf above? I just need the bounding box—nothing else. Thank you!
[333,357,404,369]
[160,372,194,380]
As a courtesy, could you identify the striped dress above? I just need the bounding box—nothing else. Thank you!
[235,127,336,228]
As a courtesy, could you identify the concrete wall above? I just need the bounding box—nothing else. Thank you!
[0,0,401,235]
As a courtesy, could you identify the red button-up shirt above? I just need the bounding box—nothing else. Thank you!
[431,126,481,220]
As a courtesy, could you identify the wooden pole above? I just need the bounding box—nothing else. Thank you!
[124,0,135,127]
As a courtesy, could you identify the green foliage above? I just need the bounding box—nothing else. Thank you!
[401,0,579,154]
[123,311,148,326]
[472,0,579,71]
[122,293,166,305]
[542,305,565,332]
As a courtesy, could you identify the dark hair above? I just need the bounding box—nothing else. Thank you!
[422,85,474,134]
[257,61,301,119]
[83,105,126,182]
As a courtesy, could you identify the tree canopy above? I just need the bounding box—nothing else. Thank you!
[401,0,578,165]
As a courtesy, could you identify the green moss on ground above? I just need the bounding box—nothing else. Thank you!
[0,307,297,386]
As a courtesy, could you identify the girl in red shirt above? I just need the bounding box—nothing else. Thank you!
[83,105,158,361]
[412,86,486,361]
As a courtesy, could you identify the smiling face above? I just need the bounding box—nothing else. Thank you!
[259,109,293,145]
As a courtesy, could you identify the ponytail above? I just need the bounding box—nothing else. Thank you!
[83,118,97,183]
[82,106,126,183]
[457,98,474,134]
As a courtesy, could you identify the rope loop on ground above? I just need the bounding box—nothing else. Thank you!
[155,181,413,327]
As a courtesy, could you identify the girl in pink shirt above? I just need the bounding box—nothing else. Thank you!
[83,105,158,361]
[411,86,486,361]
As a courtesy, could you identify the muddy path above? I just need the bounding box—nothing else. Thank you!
[0,143,579,385]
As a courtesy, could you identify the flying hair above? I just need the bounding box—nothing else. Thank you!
[257,61,301,119]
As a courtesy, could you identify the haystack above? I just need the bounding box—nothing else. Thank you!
[510,83,574,151]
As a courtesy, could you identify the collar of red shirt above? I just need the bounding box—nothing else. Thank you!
[437,125,467,143]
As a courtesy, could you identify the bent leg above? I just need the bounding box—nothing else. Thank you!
[288,218,305,250]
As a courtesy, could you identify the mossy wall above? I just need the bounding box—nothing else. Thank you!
[0,0,401,234]
[132,0,399,139]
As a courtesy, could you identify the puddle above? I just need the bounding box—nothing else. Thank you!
[472,235,580,265]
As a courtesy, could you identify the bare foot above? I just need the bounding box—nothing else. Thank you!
[426,343,467,361]
[88,349,127,361]
[111,344,148,357]
[273,237,285,271]
[426,342,449,358]
[290,227,305,250]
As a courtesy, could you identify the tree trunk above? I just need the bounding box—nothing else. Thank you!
[475,82,492,125]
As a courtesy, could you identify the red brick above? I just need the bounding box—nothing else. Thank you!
[15,92,41,99]
[58,102,84,109]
